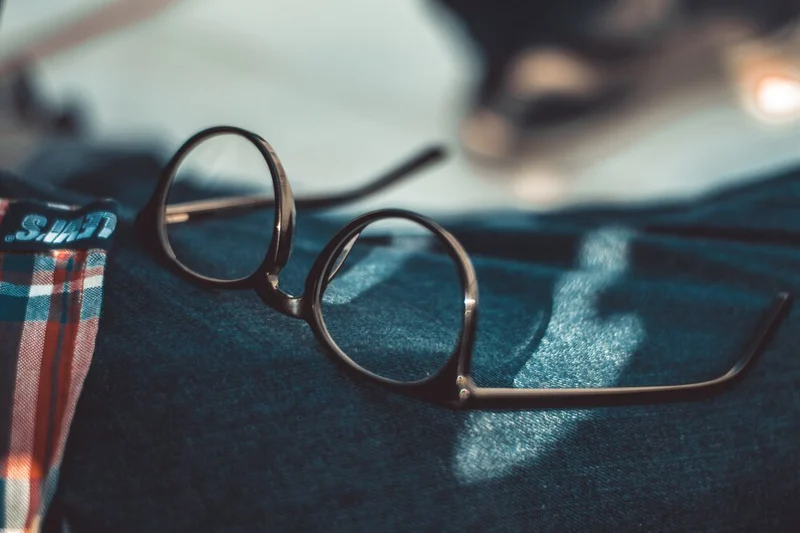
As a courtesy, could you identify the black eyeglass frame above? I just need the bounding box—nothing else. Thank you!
[135,125,792,410]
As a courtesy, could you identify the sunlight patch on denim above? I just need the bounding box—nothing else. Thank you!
[453,227,644,484]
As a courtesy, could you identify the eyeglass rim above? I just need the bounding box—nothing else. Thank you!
[142,125,296,289]
[303,209,480,400]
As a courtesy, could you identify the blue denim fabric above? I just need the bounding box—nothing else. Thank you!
[5,146,800,532]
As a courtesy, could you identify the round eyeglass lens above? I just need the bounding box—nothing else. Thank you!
[164,132,276,281]
[319,217,464,383]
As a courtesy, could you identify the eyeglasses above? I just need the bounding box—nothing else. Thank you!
[134,125,791,410]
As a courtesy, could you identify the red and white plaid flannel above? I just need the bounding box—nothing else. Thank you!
[0,196,116,533]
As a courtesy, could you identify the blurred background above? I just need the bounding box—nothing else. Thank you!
[3,0,800,213]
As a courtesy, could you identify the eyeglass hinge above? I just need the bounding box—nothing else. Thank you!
[456,375,471,403]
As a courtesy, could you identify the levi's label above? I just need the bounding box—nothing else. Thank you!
[0,198,119,251]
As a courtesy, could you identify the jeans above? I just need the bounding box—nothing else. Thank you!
[6,143,798,531]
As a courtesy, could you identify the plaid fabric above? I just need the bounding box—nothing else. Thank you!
[0,197,110,533]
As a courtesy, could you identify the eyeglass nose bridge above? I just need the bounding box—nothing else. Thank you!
[254,272,307,320]
[255,225,370,320]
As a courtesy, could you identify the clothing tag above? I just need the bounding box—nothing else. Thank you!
[0,198,119,252]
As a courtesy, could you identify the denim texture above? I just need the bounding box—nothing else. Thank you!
[4,143,799,532]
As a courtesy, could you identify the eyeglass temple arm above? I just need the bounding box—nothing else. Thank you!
[462,292,791,410]
[164,145,446,224]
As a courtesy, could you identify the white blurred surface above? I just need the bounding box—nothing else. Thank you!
[4,0,800,213]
